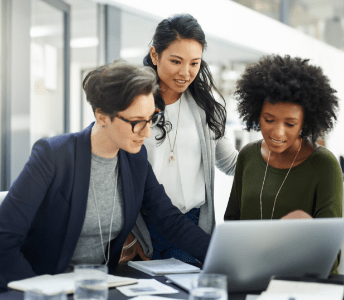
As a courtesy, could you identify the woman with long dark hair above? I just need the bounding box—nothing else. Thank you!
[120,14,238,263]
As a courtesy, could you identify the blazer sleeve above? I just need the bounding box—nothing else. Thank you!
[141,161,211,263]
[0,139,55,291]
[215,129,238,176]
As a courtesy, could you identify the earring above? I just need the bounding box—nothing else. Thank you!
[102,125,105,128]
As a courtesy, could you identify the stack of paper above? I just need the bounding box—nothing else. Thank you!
[128,258,201,276]
[8,273,137,295]
[257,279,344,300]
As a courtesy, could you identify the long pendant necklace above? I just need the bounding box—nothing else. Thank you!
[260,138,302,220]
[166,97,182,167]
[91,162,118,265]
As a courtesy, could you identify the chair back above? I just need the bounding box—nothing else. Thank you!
[0,191,8,206]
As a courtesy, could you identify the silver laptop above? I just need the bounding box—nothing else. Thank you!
[166,218,344,293]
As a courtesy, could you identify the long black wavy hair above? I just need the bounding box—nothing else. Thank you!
[235,54,339,146]
[144,13,227,141]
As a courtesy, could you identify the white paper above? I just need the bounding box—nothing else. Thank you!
[116,279,179,297]
[8,272,137,295]
[245,295,260,300]
[258,292,338,300]
[130,296,184,300]
[128,258,201,276]
[265,279,344,299]
[256,279,344,300]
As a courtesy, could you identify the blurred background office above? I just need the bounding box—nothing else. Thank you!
[1,0,344,210]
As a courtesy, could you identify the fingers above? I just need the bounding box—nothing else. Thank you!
[281,209,312,219]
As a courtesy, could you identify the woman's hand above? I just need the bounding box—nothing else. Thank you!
[281,209,312,219]
[119,232,150,263]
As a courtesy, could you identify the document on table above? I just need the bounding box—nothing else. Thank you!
[130,296,184,300]
[245,295,259,300]
[7,273,137,295]
[257,279,344,300]
[128,258,201,276]
[116,279,179,297]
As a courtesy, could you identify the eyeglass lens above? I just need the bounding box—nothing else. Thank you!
[133,112,162,133]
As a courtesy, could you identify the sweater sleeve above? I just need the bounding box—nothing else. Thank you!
[224,146,247,220]
[0,139,55,291]
[215,129,238,176]
[312,148,343,219]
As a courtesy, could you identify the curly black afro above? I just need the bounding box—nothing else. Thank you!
[235,54,339,146]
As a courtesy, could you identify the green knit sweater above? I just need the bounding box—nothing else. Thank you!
[224,140,343,273]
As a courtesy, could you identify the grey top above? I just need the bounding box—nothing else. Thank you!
[69,153,124,266]
[132,89,238,258]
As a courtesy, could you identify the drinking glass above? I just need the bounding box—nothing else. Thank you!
[74,264,108,300]
[24,290,67,300]
[189,273,227,300]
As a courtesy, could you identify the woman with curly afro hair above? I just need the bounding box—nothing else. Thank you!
[224,54,343,273]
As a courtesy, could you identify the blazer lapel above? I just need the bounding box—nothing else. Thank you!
[109,150,139,259]
[56,123,93,273]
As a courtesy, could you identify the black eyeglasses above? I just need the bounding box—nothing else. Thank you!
[116,109,164,133]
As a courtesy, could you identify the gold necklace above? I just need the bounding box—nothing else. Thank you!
[260,138,302,220]
[166,97,181,167]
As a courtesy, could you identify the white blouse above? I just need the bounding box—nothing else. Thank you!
[144,94,205,213]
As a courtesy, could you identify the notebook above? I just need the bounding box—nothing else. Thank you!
[8,272,137,295]
[128,258,201,276]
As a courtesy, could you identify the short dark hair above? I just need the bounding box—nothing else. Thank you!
[235,54,339,146]
[83,60,159,120]
[144,13,227,140]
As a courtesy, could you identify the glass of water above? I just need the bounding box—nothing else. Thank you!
[189,273,227,300]
[24,290,67,300]
[74,264,108,300]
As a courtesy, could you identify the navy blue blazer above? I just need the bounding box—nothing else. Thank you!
[0,123,210,291]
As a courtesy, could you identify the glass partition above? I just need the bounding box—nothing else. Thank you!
[64,0,99,131]
[30,0,65,146]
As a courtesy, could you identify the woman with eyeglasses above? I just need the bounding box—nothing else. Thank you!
[0,60,211,291]
[120,14,238,264]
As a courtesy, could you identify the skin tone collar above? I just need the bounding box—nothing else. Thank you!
[150,38,203,105]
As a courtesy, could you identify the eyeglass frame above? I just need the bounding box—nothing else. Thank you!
[116,109,164,133]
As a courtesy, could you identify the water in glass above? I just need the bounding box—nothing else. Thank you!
[189,287,227,300]
[74,279,108,300]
